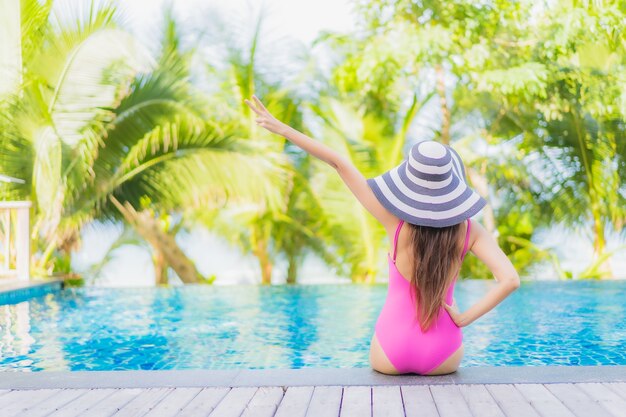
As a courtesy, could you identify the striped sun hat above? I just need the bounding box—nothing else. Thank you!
[367,140,486,228]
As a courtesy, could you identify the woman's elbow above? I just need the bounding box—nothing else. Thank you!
[497,269,520,291]
[332,156,349,172]
[506,273,521,290]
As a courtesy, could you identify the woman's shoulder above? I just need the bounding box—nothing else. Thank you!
[466,219,494,254]
[383,217,402,237]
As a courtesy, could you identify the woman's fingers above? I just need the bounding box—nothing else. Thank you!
[252,95,268,111]
[246,96,277,133]
[244,99,263,115]
[245,100,259,114]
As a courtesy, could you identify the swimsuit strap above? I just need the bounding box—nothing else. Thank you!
[392,220,404,262]
[461,219,472,261]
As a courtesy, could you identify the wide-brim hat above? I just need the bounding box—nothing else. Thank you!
[367,140,486,228]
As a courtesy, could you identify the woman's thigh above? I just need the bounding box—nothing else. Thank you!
[370,333,464,376]
[425,344,464,375]
[369,333,401,375]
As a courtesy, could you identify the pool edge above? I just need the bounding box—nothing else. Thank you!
[0,279,63,305]
[0,365,624,389]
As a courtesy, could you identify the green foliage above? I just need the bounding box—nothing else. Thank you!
[354,0,626,279]
[3,0,625,283]
[1,0,288,280]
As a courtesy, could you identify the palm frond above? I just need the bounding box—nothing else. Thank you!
[20,0,53,64]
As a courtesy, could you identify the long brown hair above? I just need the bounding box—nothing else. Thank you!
[407,222,464,331]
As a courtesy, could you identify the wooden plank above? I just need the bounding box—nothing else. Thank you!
[1,389,60,416]
[305,386,343,417]
[605,383,626,401]
[275,386,314,417]
[339,386,371,417]
[515,384,575,417]
[19,389,89,417]
[178,388,230,417]
[545,383,613,417]
[8,381,623,417]
[241,387,284,417]
[401,386,439,417]
[458,384,505,417]
[114,388,174,417]
[372,386,404,417]
[577,383,626,417]
[486,384,541,417]
[430,385,472,417]
[143,388,202,417]
[208,387,257,417]
[47,389,116,417]
[83,389,143,417]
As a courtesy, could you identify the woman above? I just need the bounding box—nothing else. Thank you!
[245,96,520,375]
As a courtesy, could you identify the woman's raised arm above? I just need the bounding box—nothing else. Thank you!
[245,95,397,231]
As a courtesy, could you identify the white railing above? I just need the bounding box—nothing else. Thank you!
[0,201,31,281]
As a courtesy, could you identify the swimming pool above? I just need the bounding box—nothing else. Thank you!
[0,281,624,371]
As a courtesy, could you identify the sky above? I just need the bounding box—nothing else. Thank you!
[115,0,355,49]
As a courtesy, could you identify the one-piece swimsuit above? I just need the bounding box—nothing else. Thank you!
[374,218,471,374]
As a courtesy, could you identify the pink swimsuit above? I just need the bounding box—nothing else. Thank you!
[374,219,471,374]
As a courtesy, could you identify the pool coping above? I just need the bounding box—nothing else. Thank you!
[1,366,624,389]
[0,279,63,305]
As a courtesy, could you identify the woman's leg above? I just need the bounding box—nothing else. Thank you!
[425,344,464,375]
[369,333,401,375]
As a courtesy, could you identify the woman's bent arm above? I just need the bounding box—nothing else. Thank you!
[446,221,520,327]
[457,278,519,327]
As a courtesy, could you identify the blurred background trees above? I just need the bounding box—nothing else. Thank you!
[1,0,624,284]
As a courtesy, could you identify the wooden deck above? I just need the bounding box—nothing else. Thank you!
[1,382,626,417]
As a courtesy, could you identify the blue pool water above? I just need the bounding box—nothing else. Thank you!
[0,281,624,372]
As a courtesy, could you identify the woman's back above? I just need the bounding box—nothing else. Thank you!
[374,219,471,374]
[245,96,520,376]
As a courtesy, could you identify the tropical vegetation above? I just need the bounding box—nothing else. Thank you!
[1,0,625,284]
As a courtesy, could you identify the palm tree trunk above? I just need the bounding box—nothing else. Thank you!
[592,206,612,278]
[110,196,201,284]
[261,261,273,284]
[249,221,274,284]
[252,238,273,285]
[571,111,612,278]
[435,64,451,145]
[153,248,168,285]
[286,256,297,284]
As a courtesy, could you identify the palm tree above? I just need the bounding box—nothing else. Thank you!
[0,1,286,283]
[191,10,336,284]
[1,0,153,276]
[461,1,626,278]
[351,0,626,279]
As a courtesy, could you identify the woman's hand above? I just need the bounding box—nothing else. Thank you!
[444,298,469,327]
[244,95,287,135]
